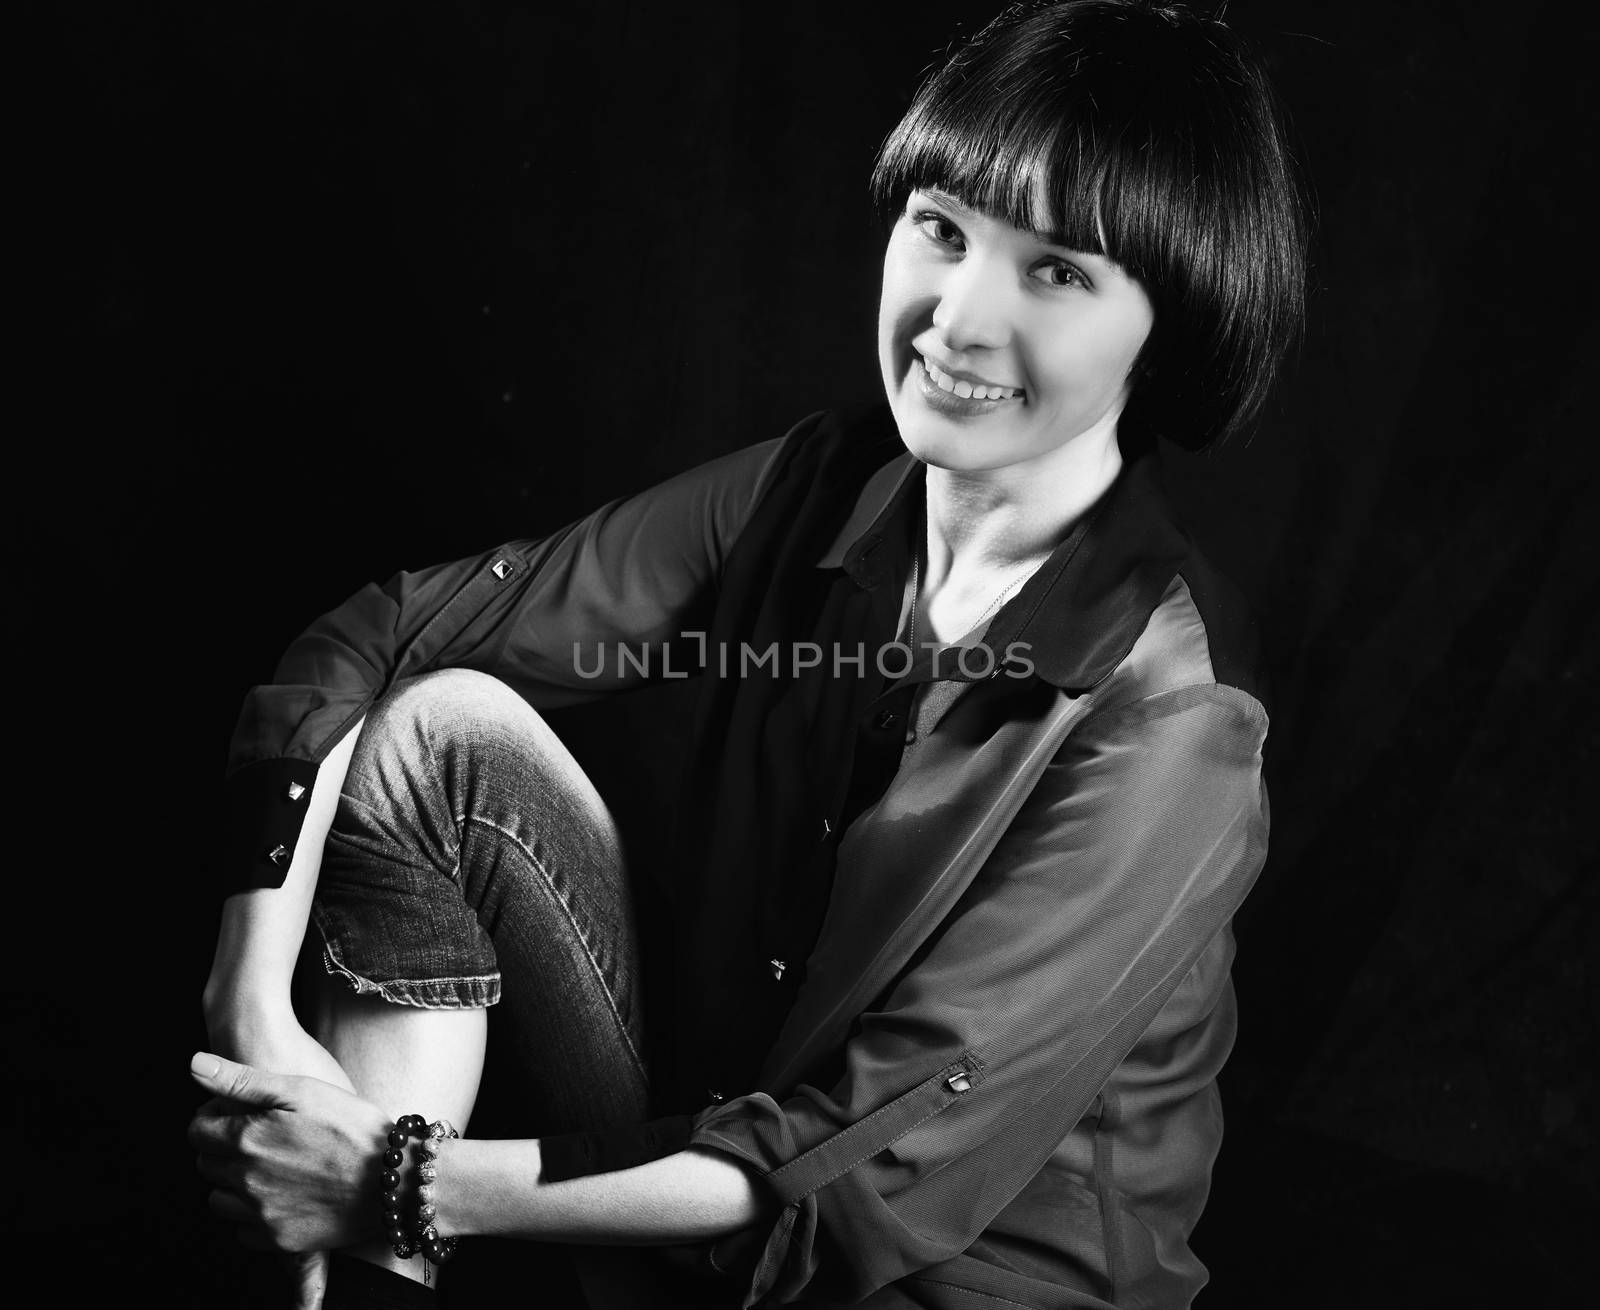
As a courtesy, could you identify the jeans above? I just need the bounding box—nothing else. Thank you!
[310,670,752,1309]
[312,667,651,1138]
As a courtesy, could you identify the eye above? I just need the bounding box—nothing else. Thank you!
[911,210,965,252]
[1031,259,1091,290]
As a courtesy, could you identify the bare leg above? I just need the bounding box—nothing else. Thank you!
[308,977,488,1285]
[303,670,653,1300]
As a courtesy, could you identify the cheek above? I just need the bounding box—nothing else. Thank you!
[877,257,930,373]
[875,286,899,376]
[875,262,899,351]
[1107,296,1157,384]
[1034,315,1152,406]
[877,249,915,329]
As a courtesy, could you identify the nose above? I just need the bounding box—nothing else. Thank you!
[930,253,1011,354]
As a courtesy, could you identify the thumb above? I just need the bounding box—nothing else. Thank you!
[189,1051,293,1109]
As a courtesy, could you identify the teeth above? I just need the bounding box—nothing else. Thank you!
[920,356,1017,401]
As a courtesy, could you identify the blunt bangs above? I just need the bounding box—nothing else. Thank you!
[871,1,1308,451]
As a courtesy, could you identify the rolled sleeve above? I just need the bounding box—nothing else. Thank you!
[688,683,1270,1305]
[222,432,796,893]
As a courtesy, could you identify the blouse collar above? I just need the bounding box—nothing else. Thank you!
[814,409,1191,694]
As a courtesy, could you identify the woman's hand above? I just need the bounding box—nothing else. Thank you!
[201,1015,358,1309]
[188,1052,390,1255]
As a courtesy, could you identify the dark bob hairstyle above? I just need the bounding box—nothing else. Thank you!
[871,0,1308,452]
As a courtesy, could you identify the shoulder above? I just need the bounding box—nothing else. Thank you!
[1082,540,1267,737]
[1014,444,1267,718]
[1117,558,1260,691]
[710,404,910,568]
[756,402,904,490]
[1050,563,1269,793]
[625,408,862,560]
[681,404,901,525]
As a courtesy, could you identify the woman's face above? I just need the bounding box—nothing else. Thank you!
[878,189,1155,475]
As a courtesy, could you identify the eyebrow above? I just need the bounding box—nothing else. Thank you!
[918,187,1107,263]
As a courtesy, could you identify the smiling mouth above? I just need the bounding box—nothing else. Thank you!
[918,354,1023,402]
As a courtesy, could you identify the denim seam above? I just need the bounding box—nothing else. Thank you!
[319,931,501,1009]
[416,714,462,877]
[461,812,645,1081]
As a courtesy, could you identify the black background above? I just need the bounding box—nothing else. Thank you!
[12,1,1596,1305]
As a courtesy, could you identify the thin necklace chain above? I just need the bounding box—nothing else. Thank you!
[909,548,1036,652]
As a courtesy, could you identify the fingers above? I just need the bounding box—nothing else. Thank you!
[206,1186,253,1224]
[205,1186,299,1253]
[195,1151,245,1190]
[187,1107,246,1156]
[204,1179,279,1251]
[188,1051,294,1109]
[191,1095,234,1119]
[236,1224,279,1252]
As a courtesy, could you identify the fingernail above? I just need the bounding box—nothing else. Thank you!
[190,1052,220,1078]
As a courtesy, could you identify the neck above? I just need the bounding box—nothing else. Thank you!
[922,428,1124,583]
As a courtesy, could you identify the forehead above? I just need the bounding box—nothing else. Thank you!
[907,137,1114,253]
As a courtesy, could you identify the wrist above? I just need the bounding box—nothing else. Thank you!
[382,1116,463,1266]
[428,1134,476,1240]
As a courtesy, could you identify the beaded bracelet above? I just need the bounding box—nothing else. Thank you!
[379,1114,460,1264]
[414,1119,460,1265]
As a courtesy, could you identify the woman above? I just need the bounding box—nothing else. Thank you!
[190,3,1307,1307]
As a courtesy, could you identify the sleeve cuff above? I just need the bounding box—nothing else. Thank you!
[538,1113,696,1183]
[223,757,322,895]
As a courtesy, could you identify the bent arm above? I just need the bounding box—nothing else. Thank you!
[188,1054,772,1252]
[686,683,1271,1303]
[206,435,793,1043]
[220,433,792,897]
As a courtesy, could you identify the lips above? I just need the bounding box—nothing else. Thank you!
[912,353,1025,417]
[918,353,1022,401]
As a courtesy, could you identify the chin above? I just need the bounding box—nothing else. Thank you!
[891,411,1021,473]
